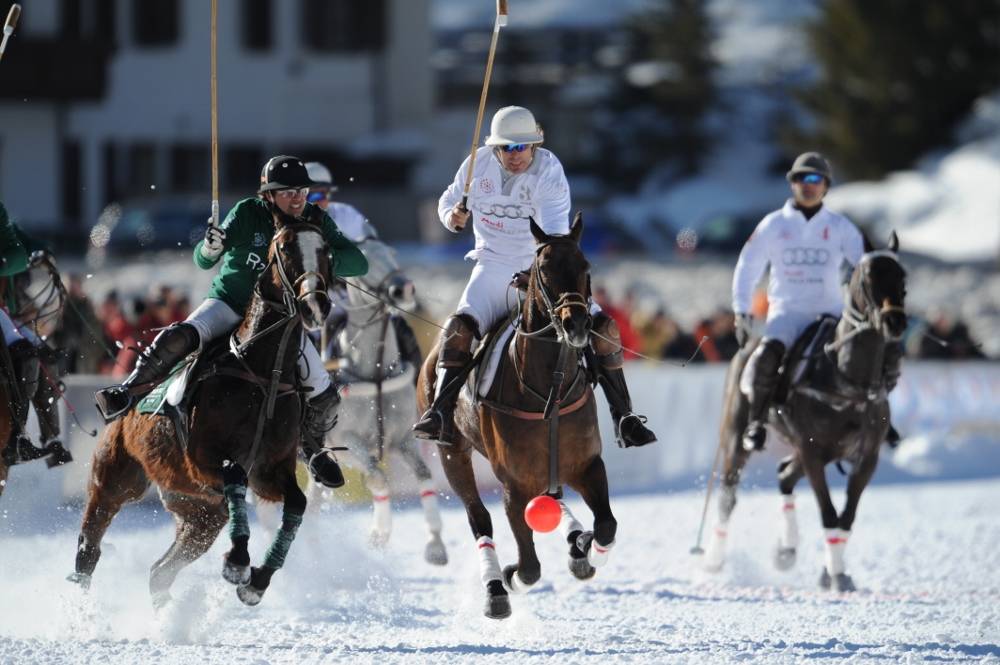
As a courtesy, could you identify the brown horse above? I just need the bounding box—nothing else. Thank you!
[418,214,617,619]
[68,221,332,607]
[706,232,907,591]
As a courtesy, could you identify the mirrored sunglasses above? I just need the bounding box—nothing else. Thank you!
[274,187,310,198]
[307,190,334,203]
[794,173,826,185]
[501,143,531,153]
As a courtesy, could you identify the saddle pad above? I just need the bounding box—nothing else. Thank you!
[136,365,185,415]
[457,322,516,403]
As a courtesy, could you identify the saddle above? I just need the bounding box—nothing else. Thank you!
[773,315,839,405]
[135,333,300,452]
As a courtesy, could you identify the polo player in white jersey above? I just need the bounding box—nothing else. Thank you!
[413,106,656,448]
[733,152,902,451]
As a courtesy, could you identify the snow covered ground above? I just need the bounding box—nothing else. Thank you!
[0,479,997,664]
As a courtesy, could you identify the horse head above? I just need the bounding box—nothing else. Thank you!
[266,221,332,332]
[352,239,416,312]
[528,212,591,349]
[851,231,907,341]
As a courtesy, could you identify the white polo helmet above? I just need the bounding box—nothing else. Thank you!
[305,161,338,191]
[485,106,544,146]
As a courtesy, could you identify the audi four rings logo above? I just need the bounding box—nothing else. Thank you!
[474,202,535,219]
[782,247,830,266]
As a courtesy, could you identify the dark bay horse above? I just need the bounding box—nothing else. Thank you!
[69,221,333,607]
[706,232,907,591]
[418,214,617,619]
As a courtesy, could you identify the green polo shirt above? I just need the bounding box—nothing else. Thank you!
[194,197,368,313]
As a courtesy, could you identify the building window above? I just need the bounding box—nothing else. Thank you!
[241,0,272,51]
[133,0,179,47]
[61,141,83,226]
[301,0,385,53]
[170,145,210,193]
[61,0,117,44]
[126,144,157,197]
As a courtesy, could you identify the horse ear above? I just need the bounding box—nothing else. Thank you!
[887,230,899,253]
[529,216,549,244]
[861,229,874,253]
[569,211,584,243]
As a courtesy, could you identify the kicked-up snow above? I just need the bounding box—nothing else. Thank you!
[0,480,997,664]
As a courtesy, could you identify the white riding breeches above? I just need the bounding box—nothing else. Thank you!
[1,307,42,346]
[456,259,603,335]
[456,259,529,335]
[763,310,838,347]
[185,298,330,397]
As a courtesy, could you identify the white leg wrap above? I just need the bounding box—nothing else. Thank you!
[778,494,799,549]
[588,537,615,567]
[371,493,392,537]
[824,528,849,575]
[477,536,502,586]
[506,568,535,594]
[703,521,728,571]
[419,480,443,534]
[559,501,584,540]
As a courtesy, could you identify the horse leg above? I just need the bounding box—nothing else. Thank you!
[221,461,252,585]
[363,454,393,549]
[705,365,751,573]
[826,451,878,593]
[439,444,509,619]
[774,454,804,571]
[69,423,149,588]
[397,439,447,565]
[499,484,541,594]
[149,492,227,607]
[237,466,307,606]
[571,456,618,573]
[799,449,845,591]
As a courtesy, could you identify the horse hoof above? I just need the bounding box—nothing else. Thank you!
[66,572,91,590]
[237,583,265,606]
[368,530,390,550]
[834,573,856,592]
[774,546,797,571]
[222,560,251,585]
[502,564,539,593]
[424,535,448,566]
[151,591,172,610]
[568,555,596,581]
[484,580,511,620]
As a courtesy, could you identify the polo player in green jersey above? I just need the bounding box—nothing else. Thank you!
[95,156,368,487]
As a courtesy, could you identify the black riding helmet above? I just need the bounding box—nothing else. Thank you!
[258,155,316,193]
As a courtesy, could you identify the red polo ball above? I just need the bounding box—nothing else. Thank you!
[524,495,561,533]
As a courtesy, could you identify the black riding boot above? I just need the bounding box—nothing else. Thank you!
[32,363,73,467]
[882,341,904,447]
[4,340,50,465]
[597,365,657,448]
[742,339,785,452]
[301,384,345,488]
[589,311,656,448]
[413,315,476,446]
[94,323,200,422]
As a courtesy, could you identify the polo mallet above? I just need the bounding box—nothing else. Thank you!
[690,437,726,555]
[209,0,220,228]
[0,4,22,63]
[459,0,508,212]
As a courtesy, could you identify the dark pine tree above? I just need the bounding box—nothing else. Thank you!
[788,0,1000,180]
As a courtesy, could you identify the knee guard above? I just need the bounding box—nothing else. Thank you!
[437,314,477,369]
[590,312,623,369]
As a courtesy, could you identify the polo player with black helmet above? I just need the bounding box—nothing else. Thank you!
[413,106,656,448]
[732,152,903,452]
[94,156,369,488]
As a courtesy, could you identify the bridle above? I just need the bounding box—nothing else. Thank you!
[826,250,906,355]
[516,239,590,344]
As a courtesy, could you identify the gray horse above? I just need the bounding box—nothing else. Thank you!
[324,238,447,565]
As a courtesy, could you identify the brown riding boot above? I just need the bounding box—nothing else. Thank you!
[591,312,656,448]
[94,322,200,422]
[413,314,476,445]
[742,339,785,452]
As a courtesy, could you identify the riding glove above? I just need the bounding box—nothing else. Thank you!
[200,224,227,261]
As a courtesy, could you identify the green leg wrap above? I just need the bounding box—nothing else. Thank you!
[262,512,303,570]
[224,483,251,541]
